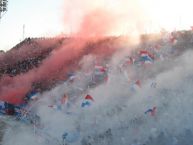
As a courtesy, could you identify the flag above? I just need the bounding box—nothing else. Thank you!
[145,107,157,116]
[94,65,107,74]
[62,131,80,143]
[169,33,177,44]
[61,94,68,105]
[48,105,57,109]
[139,50,154,59]
[151,82,157,88]
[139,50,154,63]
[124,56,135,66]
[81,101,91,108]
[104,75,108,83]
[135,80,141,88]
[81,95,94,108]
[85,95,94,101]
[131,80,141,92]
[68,73,76,82]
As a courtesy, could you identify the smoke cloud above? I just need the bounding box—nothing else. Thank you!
[63,0,150,36]
[0,0,155,104]
[2,43,193,145]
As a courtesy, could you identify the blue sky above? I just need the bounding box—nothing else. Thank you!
[0,0,64,51]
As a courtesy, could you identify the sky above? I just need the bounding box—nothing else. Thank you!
[0,0,64,51]
[1,0,193,51]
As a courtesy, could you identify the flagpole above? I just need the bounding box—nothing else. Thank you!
[179,16,181,30]
[23,24,25,40]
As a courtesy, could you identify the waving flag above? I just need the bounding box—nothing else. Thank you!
[62,131,80,143]
[26,91,39,101]
[0,101,5,115]
[151,82,157,88]
[128,57,135,65]
[104,75,108,83]
[85,95,94,101]
[61,94,68,105]
[169,32,177,44]
[139,50,154,64]
[131,80,141,92]
[94,65,107,75]
[48,105,58,109]
[123,56,135,66]
[81,95,94,108]
[145,107,157,116]
[67,72,76,82]
[81,101,91,108]
[135,80,141,88]
[140,50,154,59]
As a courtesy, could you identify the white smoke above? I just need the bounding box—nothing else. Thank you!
[2,44,193,145]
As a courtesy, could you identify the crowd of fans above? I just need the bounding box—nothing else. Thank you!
[0,55,44,76]
[0,30,193,91]
[0,29,193,117]
[0,37,61,77]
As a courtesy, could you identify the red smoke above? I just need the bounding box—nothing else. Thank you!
[0,6,122,105]
[0,38,87,104]
[0,37,122,105]
[76,9,116,38]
